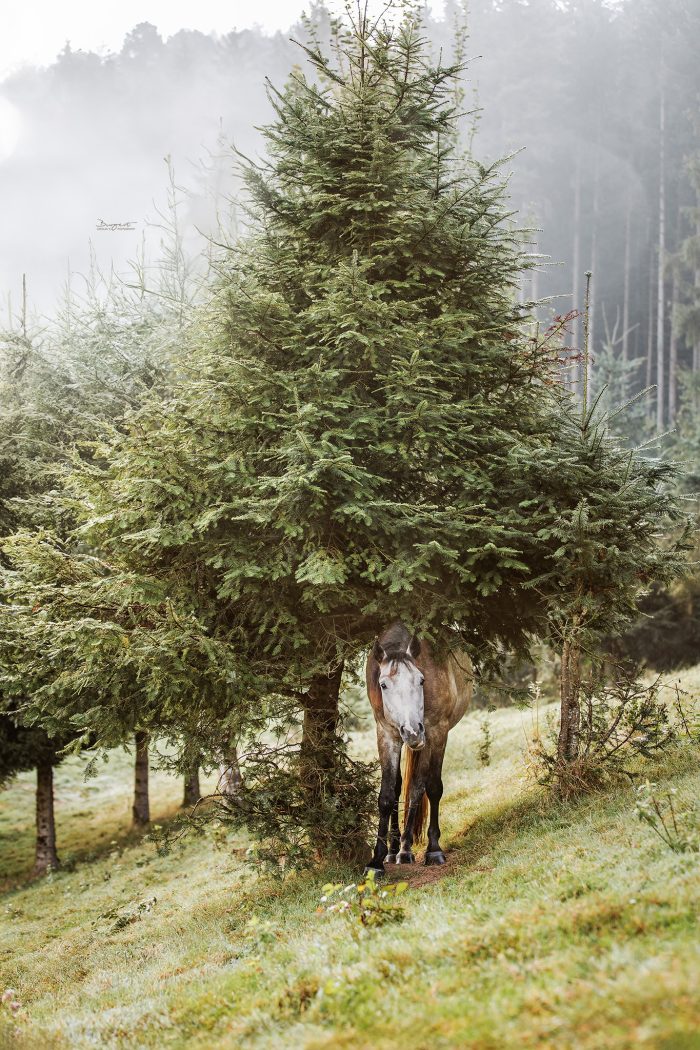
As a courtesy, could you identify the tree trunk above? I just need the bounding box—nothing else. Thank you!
[588,144,600,391]
[656,58,666,433]
[299,662,368,860]
[695,218,700,375]
[219,745,243,800]
[132,731,150,827]
[530,266,539,323]
[300,663,344,790]
[33,760,59,876]
[182,761,201,808]
[646,238,655,414]
[668,267,679,424]
[572,149,582,388]
[622,200,631,366]
[557,639,582,766]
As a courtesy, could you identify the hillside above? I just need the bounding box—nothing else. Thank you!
[1,671,699,1050]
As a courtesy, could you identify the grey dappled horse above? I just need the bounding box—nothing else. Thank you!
[365,622,473,873]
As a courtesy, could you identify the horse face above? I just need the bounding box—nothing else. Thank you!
[378,658,426,750]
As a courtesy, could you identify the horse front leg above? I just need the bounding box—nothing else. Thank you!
[424,737,447,865]
[365,727,401,875]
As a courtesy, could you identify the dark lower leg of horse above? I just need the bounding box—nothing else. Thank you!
[367,783,395,874]
[424,776,445,866]
[387,765,402,862]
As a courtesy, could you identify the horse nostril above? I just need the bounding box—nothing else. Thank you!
[418,722,424,734]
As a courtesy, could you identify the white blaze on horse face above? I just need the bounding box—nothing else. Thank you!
[379,659,426,750]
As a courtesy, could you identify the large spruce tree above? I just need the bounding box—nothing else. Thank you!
[35,4,566,855]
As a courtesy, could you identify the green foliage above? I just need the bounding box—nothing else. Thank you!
[0,533,244,758]
[319,869,408,937]
[635,780,699,854]
[671,682,700,740]
[522,401,687,647]
[0,716,65,786]
[669,369,700,498]
[589,335,650,450]
[68,3,566,698]
[0,3,581,866]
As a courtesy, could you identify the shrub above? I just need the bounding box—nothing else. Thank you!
[477,712,493,767]
[318,870,408,939]
[530,666,677,798]
[156,736,377,875]
[635,781,699,854]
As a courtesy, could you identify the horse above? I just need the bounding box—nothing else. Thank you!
[365,622,473,873]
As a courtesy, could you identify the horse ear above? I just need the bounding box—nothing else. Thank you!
[372,638,386,663]
[407,635,421,659]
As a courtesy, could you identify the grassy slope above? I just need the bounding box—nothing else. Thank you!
[1,673,699,1050]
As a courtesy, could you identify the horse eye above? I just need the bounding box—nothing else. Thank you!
[419,678,425,686]
[380,682,387,690]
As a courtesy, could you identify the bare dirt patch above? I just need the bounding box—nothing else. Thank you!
[384,854,455,889]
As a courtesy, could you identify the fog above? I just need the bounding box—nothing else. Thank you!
[1,0,699,434]
[0,3,446,320]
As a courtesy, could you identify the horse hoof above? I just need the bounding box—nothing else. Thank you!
[425,850,446,866]
[385,854,398,864]
[364,864,384,878]
[396,852,415,865]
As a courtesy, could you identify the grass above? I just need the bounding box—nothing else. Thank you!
[1,671,699,1049]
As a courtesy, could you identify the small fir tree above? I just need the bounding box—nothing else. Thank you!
[515,394,688,786]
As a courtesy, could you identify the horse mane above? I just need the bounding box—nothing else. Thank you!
[402,746,428,843]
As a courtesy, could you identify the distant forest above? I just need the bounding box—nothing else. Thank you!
[1,0,699,435]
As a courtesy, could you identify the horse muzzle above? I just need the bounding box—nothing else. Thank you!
[400,724,426,750]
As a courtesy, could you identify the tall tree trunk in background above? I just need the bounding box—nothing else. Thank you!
[33,760,59,876]
[656,58,666,433]
[668,267,679,424]
[531,266,539,321]
[572,150,582,390]
[622,200,631,365]
[695,218,700,375]
[646,239,655,415]
[588,143,600,389]
[132,731,150,827]
[182,760,201,807]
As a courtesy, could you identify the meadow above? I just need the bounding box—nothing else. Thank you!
[1,672,699,1050]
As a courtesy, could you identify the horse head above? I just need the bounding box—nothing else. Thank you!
[373,634,426,750]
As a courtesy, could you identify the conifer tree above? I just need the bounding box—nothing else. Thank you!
[29,4,567,860]
[0,174,210,845]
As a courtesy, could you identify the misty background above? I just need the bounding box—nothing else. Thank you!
[1,0,699,431]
